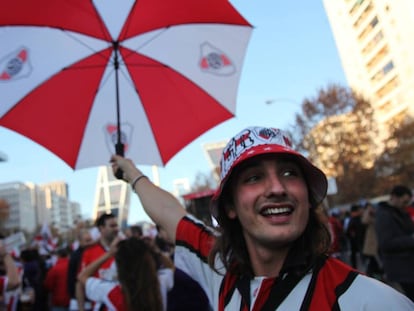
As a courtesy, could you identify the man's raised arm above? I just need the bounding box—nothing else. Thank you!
[110,155,187,242]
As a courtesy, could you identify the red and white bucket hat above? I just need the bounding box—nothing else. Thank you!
[211,126,328,218]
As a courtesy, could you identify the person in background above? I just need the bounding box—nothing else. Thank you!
[19,248,48,311]
[0,240,20,308]
[361,202,383,280]
[67,229,94,311]
[76,213,119,311]
[406,201,414,224]
[345,204,366,269]
[111,126,414,310]
[328,210,346,261]
[376,185,414,302]
[44,247,70,311]
[78,237,174,311]
[125,225,143,239]
[154,225,175,259]
[154,224,210,311]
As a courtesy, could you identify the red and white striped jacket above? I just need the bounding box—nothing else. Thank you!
[174,216,414,310]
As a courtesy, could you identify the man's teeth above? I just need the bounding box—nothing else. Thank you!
[262,207,292,215]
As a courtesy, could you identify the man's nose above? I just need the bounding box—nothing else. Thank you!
[264,173,286,197]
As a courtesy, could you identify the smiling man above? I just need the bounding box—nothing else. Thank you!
[111,126,414,310]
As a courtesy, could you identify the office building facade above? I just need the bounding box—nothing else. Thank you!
[323,0,414,135]
[0,181,80,234]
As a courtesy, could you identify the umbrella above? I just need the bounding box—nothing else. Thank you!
[0,0,252,170]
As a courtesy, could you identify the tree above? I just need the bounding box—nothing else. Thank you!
[375,117,414,191]
[288,84,378,204]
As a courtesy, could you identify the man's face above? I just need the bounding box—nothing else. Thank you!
[80,232,94,247]
[227,154,310,251]
[391,194,412,209]
[100,217,119,243]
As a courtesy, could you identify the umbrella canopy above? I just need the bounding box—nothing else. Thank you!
[0,0,252,169]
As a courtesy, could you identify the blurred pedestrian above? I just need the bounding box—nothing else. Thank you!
[44,247,70,311]
[154,225,175,259]
[125,225,143,239]
[361,202,383,279]
[78,237,174,311]
[328,210,346,260]
[154,224,210,311]
[76,213,119,311]
[67,228,94,311]
[67,229,94,311]
[0,234,21,311]
[376,185,414,302]
[19,248,49,311]
[406,202,414,224]
[111,126,414,310]
[345,204,366,269]
[0,240,20,307]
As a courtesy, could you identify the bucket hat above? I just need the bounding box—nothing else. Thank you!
[211,126,327,218]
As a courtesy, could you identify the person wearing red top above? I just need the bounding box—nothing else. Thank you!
[76,213,119,311]
[111,126,414,310]
[406,204,414,224]
[44,247,71,311]
[328,211,345,259]
[78,237,174,311]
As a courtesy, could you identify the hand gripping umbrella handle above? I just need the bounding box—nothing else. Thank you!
[114,142,124,180]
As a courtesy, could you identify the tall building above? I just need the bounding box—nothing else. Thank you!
[41,181,69,198]
[93,166,130,230]
[323,0,414,135]
[0,181,81,234]
[202,140,227,181]
[0,182,37,233]
[172,178,191,204]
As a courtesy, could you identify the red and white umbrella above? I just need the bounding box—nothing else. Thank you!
[0,0,252,169]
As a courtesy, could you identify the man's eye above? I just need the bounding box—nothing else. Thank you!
[243,173,261,183]
[282,168,299,177]
[245,175,259,182]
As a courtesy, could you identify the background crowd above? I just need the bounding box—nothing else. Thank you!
[0,183,413,310]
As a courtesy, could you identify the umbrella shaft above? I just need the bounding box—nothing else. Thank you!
[113,42,122,147]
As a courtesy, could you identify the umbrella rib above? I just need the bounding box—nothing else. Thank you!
[63,30,112,62]
[120,27,169,62]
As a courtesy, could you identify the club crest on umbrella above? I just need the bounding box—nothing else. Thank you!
[0,47,32,81]
[105,123,132,154]
[199,42,235,76]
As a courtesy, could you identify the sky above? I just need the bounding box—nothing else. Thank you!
[0,0,348,224]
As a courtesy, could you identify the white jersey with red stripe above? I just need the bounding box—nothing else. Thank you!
[85,268,174,311]
[174,215,414,310]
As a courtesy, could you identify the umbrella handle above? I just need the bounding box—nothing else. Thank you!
[114,143,124,180]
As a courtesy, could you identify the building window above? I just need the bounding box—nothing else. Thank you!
[358,16,380,41]
[353,3,373,28]
[370,16,378,28]
[350,0,366,15]
[371,60,394,81]
[375,76,399,98]
[366,45,389,71]
[383,60,394,74]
